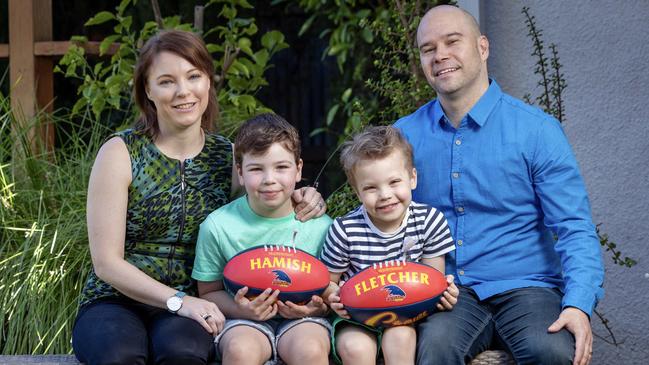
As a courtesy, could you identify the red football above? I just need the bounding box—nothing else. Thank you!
[339,260,447,328]
[223,245,330,304]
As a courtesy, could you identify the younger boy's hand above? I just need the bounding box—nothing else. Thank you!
[277,295,328,319]
[234,286,279,321]
[436,275,459,311]
[327,282,350,319]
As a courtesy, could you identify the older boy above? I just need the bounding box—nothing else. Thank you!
[321,126,459,365]
[192,113,332,365]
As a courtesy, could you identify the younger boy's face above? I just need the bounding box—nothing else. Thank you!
[352,150,417,233]
[238,142,303,218]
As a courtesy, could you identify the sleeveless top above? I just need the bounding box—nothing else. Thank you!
[79,129,232,307]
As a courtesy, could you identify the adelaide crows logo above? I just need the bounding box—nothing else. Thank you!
[271,270,292,287]
[382,285,406,302]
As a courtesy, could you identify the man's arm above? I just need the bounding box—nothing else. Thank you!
[532,118,603,365]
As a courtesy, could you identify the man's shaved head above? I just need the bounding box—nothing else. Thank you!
[418,5,482,46]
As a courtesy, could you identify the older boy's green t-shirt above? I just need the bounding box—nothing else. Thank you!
[192,196,333,282]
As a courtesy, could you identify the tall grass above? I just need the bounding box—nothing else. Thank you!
[0,93,109,354]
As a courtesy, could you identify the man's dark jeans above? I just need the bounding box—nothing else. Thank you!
[73,298,214,365]
[417,286,575,365]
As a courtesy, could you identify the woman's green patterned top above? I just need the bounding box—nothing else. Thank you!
[79,129,232,307]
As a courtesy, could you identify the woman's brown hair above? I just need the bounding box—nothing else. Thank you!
[133,30,217,137]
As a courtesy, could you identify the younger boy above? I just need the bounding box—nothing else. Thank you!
[193,113,332,365]
[321,126,458,365]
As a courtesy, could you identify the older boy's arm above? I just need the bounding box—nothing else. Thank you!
[198,280,279,321]
[421,256,458,311]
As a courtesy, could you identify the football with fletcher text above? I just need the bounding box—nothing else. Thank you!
[340,261,447,328]
[223,245,330,304]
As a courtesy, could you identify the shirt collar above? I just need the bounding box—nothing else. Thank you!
[432,79,503,128]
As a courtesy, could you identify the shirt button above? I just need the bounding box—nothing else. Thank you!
[456,206,464,213]
[452,172,460,179]
[455,139,462,145]
[459,270,465,275]
[457,240,463,246]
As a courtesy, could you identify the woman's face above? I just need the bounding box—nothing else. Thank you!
[145,51,210,133]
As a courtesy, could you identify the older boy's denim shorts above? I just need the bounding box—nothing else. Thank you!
[214,316,332,364]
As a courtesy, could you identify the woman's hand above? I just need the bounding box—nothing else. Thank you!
[277,295,328,319]
[292,186,326,221]
[233,287,279,321]
[177,296,225,335]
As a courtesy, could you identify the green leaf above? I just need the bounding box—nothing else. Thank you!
[253,50,269,66]
[85,11,115,26]
[299,14,317,37]
[238,38,253,57]
[220,6,236,20]
[93,62,104,76]
[361,28,374,43]
[309,127,328,137]
[206,43,224,54]
[71,35,88,43]
[238,95,256,108]
[237,0,254,9]
[261,31,285,51]
[244,23,258,36]
[99,35,120,56]
[326,104,340,126]
[118,0,133,15]
[341,88,352,103]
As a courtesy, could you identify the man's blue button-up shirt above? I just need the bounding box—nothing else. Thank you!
[395,80,604,315]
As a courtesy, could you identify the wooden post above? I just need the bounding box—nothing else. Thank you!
[8,0,54,152]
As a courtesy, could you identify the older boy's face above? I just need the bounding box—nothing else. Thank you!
[352,151,417,233]
[238,143,303,218]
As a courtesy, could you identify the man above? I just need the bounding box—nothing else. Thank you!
[395,5,604,365]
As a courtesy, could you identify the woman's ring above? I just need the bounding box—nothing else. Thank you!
[202,314,212,321]
[317,202,323,210]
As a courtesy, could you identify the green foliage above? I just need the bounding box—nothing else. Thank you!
[292,1,441,211]
[521,6,566,123]
[0,93,108,354]
[57,0,288,137]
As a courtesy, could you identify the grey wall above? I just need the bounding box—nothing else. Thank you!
[479,1,649,364]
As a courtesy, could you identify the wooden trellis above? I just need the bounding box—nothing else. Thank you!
[0,0,109,150]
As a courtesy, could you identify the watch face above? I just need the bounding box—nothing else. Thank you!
[166,296,183,312]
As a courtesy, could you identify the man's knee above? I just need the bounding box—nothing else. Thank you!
[511,330,574,365]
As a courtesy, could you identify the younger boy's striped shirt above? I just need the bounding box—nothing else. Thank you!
[320,201,455,281]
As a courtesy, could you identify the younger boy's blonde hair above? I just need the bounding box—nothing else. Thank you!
[340,125,414,185]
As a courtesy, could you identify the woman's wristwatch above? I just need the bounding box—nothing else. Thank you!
[166,291,186,314]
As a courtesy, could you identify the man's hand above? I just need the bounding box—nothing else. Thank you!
[436,275,459,311]
[548,307,592,365]
[292,186,326,222]
[277,295,328,319]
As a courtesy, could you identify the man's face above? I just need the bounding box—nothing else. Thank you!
[417,7,489,99]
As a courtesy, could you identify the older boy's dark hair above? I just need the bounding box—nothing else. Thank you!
[234,113,301,165]
[340,125,414,184]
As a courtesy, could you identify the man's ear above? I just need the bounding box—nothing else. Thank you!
[478,35,489,62]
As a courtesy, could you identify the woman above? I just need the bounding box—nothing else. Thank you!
[72,30,325,365]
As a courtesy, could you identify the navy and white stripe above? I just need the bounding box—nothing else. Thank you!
[321,201,455,281]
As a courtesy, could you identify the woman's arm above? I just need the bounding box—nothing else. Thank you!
[88,137,223,333]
